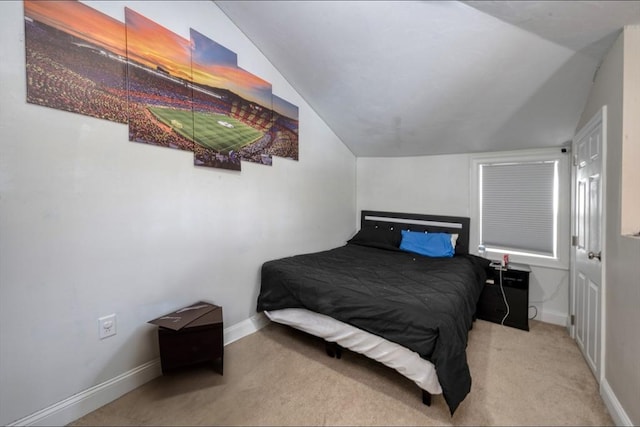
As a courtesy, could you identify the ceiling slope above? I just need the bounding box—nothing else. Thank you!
[216,1,640,157]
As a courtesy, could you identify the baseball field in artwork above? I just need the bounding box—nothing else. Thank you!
[149,107,264,154]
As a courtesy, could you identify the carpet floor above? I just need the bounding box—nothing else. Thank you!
[71,319,613,426]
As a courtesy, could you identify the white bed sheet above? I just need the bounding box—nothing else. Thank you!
[265,308,443,394]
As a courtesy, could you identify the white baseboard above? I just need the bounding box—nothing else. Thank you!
[537,308,568,327]
[601,378,633,426]
[224,312,270,345]
[9,313,271,426]
[8,359,162,427]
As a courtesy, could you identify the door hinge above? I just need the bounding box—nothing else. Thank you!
[571,235,579,247]
[570,314,575,326]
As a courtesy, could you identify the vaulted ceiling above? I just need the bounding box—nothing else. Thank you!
[216,1,640,157]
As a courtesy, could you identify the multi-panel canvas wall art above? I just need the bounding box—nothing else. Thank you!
[23,0,299,172]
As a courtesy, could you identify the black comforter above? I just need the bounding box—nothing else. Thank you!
[258,244,489,414]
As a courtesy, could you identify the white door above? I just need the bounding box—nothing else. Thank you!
[572,106,605,382]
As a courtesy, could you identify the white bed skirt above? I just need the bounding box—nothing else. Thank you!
[265,308,442,395]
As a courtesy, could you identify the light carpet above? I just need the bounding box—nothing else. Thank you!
[71,319,613,426]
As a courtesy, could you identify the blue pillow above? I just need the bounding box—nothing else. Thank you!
[399,230,455,258]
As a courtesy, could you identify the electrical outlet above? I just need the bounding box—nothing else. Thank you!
[98,314,117,339]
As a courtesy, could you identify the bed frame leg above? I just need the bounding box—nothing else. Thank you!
[421,389,432,406]
[324,341,342,359]
[325,341,335,358]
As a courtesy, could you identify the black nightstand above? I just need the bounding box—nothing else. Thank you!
[477,263,530,331]
[149,302,224,374]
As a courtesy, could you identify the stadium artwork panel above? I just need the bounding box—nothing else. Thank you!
[125,8,195,153]
[22,0,300,173]
[271,95,300,161]
[24,0,128,124]
[190,29,273,170]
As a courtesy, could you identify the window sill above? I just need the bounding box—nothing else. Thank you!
[482,251,568,271]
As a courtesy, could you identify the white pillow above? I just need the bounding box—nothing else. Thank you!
[450,233,459,250]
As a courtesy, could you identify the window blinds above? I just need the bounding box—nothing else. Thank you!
[480,161,556,256]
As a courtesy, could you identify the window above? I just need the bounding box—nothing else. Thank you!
[470,148,570,269]
[621,26,640,238]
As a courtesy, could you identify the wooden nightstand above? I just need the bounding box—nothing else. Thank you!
[477,263,530,331]
[149,302,224,374]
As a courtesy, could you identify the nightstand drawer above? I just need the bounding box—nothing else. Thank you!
[159,325,223,370]
[149,302,224,374]
[499,273,528,289]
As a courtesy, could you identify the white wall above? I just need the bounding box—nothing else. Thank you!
[0,1,356,424]
[576,26,640,426]
[356,154,569,326]
[356,154,472,218]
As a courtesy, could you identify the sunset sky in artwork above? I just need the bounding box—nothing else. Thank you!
[24,0,295,117]
[125,8,192,81]
[24,0,126,57]
[190,29,272,109]
[272,95,299,122]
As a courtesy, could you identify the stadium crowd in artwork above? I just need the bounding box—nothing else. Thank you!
[23,0,299,172]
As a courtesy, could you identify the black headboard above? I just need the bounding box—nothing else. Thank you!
[360,210,471,255]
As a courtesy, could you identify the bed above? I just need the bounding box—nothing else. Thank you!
[257,211,489,414]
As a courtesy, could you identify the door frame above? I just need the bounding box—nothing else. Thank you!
[570,105,607,383]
